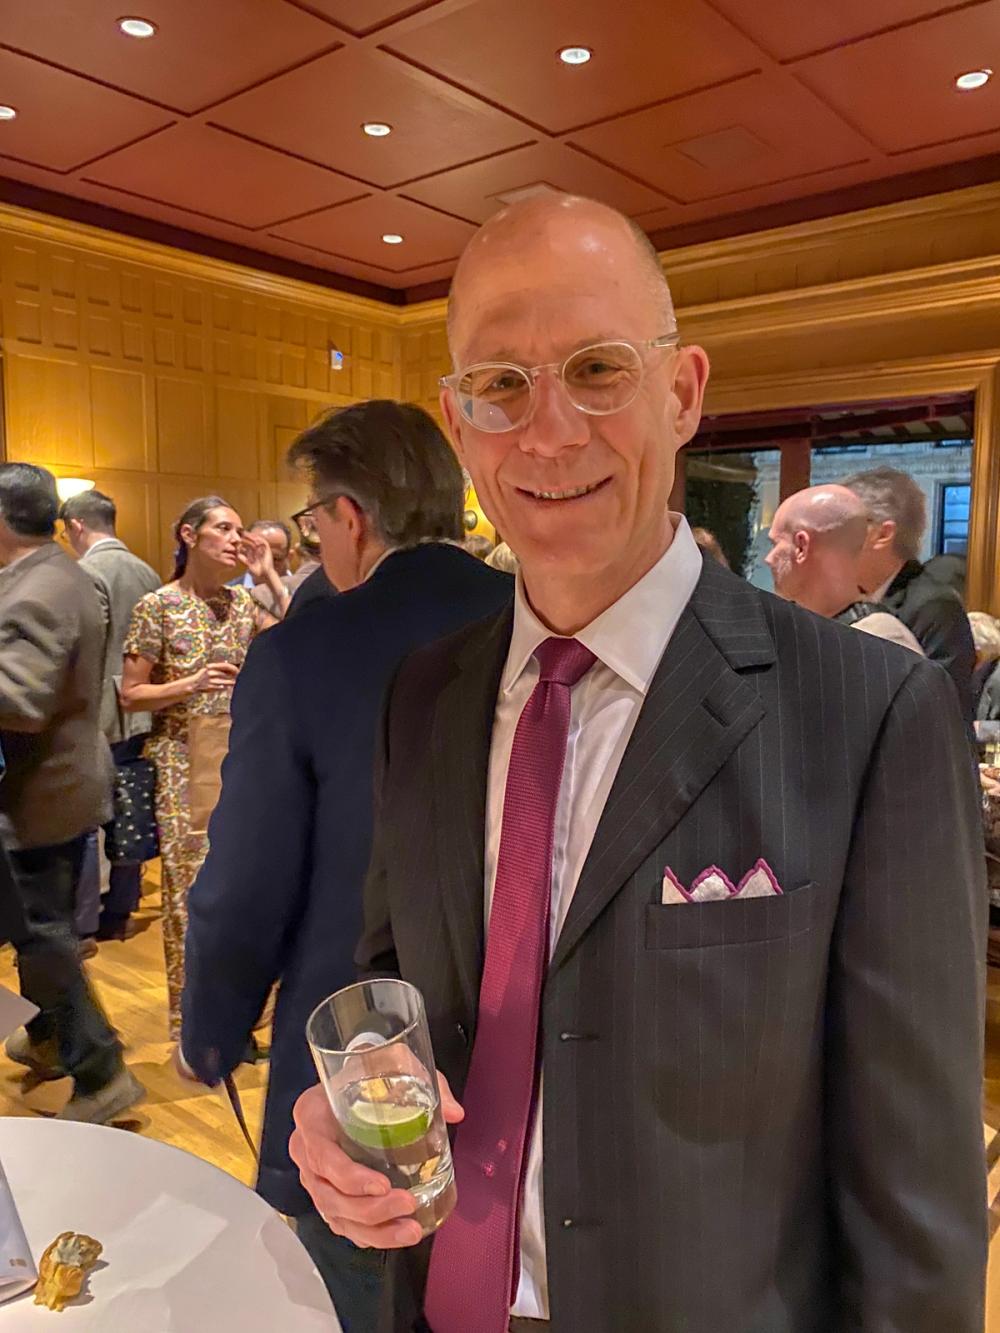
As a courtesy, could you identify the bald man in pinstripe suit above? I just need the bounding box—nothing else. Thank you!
[291,196,987,1333]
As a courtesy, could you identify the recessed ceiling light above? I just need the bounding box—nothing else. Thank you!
[955,68,992,90]
[119,17,157,38]
[0,105,17,121]
[363,122,393,137]
[559,46,592,66]
[382,233,404,245]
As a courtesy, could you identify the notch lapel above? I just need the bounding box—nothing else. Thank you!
[550,565,775,974]
[431,607,513,1020]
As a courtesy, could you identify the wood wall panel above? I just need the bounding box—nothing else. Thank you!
[0,205,402,575]
[90,364,148,472]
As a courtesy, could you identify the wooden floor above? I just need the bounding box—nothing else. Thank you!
[0,871,267,1189]
[4,874,1000,1324]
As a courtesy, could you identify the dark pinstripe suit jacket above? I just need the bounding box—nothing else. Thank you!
[358,556,988,1333]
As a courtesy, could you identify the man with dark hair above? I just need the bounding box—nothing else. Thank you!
[0,464,142,1123]
[841,465,976,722]
[61,488,160,941]
[180,401,512,1325]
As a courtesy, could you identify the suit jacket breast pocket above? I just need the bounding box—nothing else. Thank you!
[645,881,832,951]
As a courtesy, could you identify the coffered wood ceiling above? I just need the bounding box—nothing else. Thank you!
[1,0,998,302]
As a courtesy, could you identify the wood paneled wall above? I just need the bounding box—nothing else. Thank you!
[3,181,1000,597]
[0,208,399,574]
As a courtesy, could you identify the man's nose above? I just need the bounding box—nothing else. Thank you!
[517,370,590,457]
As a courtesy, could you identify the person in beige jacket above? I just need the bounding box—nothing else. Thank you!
[0,463,142,1124]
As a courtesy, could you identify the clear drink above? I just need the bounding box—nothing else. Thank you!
[332,1072,457,1233]
[306,980,457,1237]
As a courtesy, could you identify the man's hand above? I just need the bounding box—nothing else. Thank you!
[289,1075,464,1250]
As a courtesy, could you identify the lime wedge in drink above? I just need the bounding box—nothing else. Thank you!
[343,1099,432,1151]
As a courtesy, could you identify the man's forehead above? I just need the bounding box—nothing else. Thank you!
[450,280,656,364]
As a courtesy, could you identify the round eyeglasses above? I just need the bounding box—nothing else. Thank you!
[440,333,680,434]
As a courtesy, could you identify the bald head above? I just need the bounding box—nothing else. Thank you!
[767,484,875,615]
[776,485,870,554]
[446,194,675,358]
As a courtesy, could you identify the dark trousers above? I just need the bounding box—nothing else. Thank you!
[10,835,123,1094]
[295,1207,386,1333]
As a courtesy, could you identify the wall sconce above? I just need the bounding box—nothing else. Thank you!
[56,478,96,502]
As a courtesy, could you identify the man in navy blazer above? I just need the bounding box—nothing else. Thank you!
[179,401,511,1328]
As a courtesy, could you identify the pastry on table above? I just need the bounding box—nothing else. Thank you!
[33,1232,103,1312]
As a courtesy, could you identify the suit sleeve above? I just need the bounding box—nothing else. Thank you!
[828,657,987,1331]
[908,593,976,719]
[0,587,72,732]
[355,679,401,982]
[181,632,313,1083]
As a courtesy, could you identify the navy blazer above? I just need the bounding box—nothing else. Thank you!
[182,543,512,1215]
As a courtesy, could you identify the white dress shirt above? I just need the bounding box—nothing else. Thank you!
[484,516,703,1319]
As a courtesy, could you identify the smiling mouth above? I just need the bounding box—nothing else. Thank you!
[519,479,610,502]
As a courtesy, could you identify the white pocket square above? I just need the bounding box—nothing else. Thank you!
[661,859,783,905]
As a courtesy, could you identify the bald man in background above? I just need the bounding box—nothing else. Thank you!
[766,485,924,653]
[290,195,985,1333]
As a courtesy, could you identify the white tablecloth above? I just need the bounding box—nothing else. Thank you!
[0,1118,339,1330]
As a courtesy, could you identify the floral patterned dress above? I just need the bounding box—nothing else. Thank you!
[124,584,259,1037]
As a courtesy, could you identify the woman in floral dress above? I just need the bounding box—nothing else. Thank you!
[121,496,286,1037]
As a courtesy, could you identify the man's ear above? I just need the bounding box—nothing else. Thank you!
[670,345,711,448]
[336,495,366,544]
[793,529,811,565]
[869,519,897,553]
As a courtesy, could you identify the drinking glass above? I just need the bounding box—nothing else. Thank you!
[306,979,457,1236]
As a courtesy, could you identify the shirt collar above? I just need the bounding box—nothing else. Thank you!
[82,537,121,557]
[502,515,703,696]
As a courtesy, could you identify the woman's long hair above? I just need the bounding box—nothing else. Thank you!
[172,495,230,581]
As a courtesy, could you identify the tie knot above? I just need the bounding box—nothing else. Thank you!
[534,636,596,688]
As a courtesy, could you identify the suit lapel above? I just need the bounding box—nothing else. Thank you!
[550,563,775,974]
[431,608,513,1019]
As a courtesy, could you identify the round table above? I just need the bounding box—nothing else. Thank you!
[0,1118,339,1330]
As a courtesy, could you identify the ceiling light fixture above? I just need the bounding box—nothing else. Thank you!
[382,233,404,245]
[363,122,393,137]
[0,105,17,121]
[559,46,592,66]
[955,68,992,90]
[118,17,157,38]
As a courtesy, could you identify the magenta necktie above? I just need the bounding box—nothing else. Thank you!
[424,636,597,1333]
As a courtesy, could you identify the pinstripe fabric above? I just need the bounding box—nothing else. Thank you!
[358,557,988,1333]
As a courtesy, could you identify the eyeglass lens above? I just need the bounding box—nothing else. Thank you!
[457,341,646,433]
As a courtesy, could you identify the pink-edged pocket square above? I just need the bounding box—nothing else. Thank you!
[661,858,783,905]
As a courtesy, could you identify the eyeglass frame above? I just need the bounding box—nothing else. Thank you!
[439,332,682,432]
[291,493,344,539]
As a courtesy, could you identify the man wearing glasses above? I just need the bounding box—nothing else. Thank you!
[291,195,986,1333]
[178,400,512,1329]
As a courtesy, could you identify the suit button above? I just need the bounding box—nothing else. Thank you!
[562,1218,575,1229]
[496,1139,508,1154]
[482,1162,495,1179]
[559,1032,578,1042]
